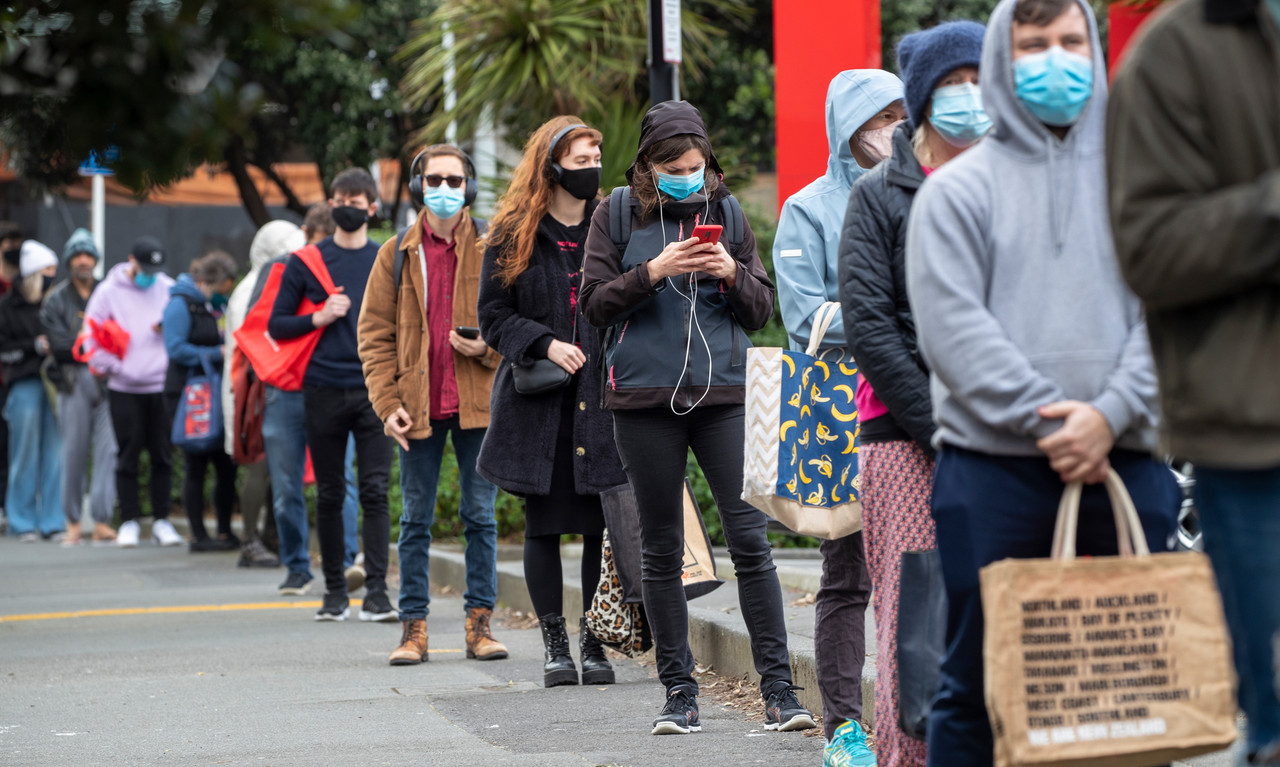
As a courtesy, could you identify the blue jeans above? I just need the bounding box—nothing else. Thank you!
[926,448,1178,767]
[262,387,359,577]
[397,417,498,620]
[1196,465,1280,758]
[4,379,63,536]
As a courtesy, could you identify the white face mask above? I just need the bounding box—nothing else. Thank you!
[856,122,901,167]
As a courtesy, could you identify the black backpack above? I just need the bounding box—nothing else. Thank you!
[606,186,745,256]
[390,216,489,293]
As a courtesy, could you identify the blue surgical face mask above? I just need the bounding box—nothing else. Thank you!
[133,271,157,289]
[1014,46,1094,127]
[655,167,705,201]
[930,83,993,148]
[424,185,466,219]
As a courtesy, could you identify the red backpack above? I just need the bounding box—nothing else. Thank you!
[233,245,337,392]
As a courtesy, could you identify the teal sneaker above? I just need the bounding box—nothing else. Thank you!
[823,719,877,767]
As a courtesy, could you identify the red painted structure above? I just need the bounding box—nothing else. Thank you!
[773,0,881,210]
[1109,2,1159,74]
[771,2,1156,211]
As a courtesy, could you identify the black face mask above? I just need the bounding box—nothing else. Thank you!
[557,166,602,201]
[331,206,369,233]
[41,274,54,293]
[2,247,19,267]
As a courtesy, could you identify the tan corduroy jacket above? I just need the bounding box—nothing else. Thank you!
[358,208,499,440]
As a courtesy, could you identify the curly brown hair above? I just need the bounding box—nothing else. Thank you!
[630,134,720,219]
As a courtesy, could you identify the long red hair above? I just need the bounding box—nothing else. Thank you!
[489,116,602,288]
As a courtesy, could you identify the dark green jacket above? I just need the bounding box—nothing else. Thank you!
[1107,0,1280,468]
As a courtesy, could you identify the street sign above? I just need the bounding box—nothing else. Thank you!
[78,147,119,177]
[662,0,682,64]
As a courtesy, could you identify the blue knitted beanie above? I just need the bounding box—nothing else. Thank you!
[897,20,986,129]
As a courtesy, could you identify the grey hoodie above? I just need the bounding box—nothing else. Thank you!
[905,0,1158,457]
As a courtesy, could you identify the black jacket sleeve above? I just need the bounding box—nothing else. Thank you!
[477,244,556,368]
[40,284,80,364]
[267,255,317,340]
[839,175,936,454]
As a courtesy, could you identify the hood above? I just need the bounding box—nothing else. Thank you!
[982,0,1108,160]
[169,273,206,302]
[249,220,305,272]
[62,228,100,263]
[625,100,723,184]
[824,70,904,188]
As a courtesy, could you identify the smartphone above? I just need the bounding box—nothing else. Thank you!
[691,224,722,245]
[455,326,480,340]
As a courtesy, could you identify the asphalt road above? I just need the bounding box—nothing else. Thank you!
[0,537,824,766]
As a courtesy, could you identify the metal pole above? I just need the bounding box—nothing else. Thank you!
[91,175,105,279]
[648,0,680,104]
[443,25,457,145]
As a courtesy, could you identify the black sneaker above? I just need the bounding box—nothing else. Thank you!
[314,591,349,622]
[652,688,701,735]
[359,591,398,623]
[278,571,314,596]
[764,684,816,732]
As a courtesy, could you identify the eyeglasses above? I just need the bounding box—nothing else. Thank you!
[425,174,466,189]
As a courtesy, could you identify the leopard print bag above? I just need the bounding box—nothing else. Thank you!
[585,530,653,657]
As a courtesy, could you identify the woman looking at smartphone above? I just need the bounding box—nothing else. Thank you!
[579,101,814,736]
[476,116,626,688]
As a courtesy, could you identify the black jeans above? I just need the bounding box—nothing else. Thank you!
[183,449,237,541]
[109,391,172,522]
[613,405,793,697]
[302,385,391,596]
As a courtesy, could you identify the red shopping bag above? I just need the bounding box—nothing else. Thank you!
[233,245,337,391]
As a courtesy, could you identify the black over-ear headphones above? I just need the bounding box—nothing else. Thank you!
[408,145,478,208]
[548,124,587,183]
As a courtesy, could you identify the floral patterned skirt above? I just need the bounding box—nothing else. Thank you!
[860,440,937,767]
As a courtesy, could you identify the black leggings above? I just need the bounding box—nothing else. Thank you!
[524,533,603,618]
[183,449,237,541]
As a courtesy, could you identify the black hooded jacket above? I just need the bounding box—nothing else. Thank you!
[837,123,935,454]
[0,285,50,385]
[580,101,775,411]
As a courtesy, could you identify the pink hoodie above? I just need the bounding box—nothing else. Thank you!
[83,262,175,394]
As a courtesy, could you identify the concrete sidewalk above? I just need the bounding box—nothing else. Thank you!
[429,542,1236,767]
[429,543,873,727]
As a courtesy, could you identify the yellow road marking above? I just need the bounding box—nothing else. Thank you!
[0,600,361,623]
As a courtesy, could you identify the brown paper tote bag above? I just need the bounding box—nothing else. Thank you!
[742,301,862,539]
[981,469,1237,767]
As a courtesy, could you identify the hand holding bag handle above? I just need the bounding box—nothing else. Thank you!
[1050,468,1149,561]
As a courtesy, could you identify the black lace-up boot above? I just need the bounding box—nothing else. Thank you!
[578,616,615,685]
[538,614,578,687]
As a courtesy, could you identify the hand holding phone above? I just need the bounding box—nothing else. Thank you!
[455,326,480,340]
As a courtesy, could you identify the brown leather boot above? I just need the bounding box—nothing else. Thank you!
[388,619,428,666]
[465,607,509,660]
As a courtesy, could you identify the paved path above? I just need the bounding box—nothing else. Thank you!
[0,537,824,766]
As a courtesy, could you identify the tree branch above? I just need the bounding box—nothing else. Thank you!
[254,160,309,218]
[225,137,271,229]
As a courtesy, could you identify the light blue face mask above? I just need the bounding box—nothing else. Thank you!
[1014,46,1094,127]
[424,185,466,219]
[930,83,993,147]
[655,167,705,201]
[133,271,157,289]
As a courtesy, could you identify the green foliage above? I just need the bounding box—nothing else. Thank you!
[681,36,775,186]
[581,98,649,193]
[400,0,749,145]
[0,0,352,192]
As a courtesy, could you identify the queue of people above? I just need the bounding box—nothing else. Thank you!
[1,0,1276,760]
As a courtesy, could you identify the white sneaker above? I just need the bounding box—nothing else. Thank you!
[152,519,184,547]
[117,520,141,548]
